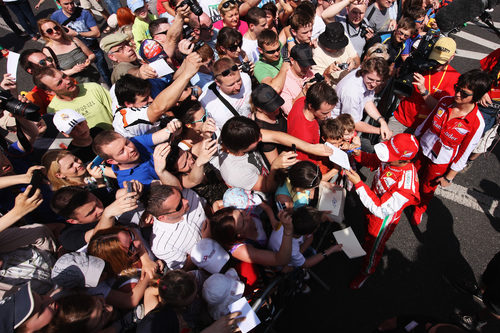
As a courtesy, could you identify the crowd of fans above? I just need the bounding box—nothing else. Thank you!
[0,0,498,332]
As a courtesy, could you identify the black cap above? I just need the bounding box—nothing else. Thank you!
[251,84,285,113]
[0,282,35,333]
[318,22,349,50]
[290,44,316,67]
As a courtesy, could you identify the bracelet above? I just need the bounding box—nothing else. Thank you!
[443,177,453,183]
[321,251,328,258]
[420,89,429,97]
[286,37,295,43]
[376,116,384,123]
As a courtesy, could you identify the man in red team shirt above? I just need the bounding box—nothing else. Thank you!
[388,37,461,134]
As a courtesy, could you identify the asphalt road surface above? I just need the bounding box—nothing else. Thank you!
[0,2,498,333]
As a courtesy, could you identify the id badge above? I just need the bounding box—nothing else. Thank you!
[431,139,442,158]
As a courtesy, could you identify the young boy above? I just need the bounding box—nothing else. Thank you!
[268,206,342,270]
[344,133,420,289]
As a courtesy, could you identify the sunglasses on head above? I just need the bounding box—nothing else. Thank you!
[264,45,281,54]
[227,42,242,52]
[163,191,184,215]
[44,25,61,35]
[222,0,237,9]
[454,84,472,98]
[308,165,320,188]
[215,64,239,78]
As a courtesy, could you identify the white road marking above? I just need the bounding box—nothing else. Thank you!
[453,31,499,50]
[471,21,500,29]
[455,49,489,60]
[435,183,499,217]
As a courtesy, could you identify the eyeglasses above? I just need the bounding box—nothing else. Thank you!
[454,84,473,98]
[365,75,383,84]
[126,229,138,256]
[154,30,168,36]
[396,29,411,39]
[109,41,132,54]
[215,64,239,78]
[191,110,207,123]
[263,45,281,54]
[44,25,61,35]
[163,192,184,215]
[221,0,237,9]
[308,165,320,188]
[227,42,242,52]
[38,57,54,67]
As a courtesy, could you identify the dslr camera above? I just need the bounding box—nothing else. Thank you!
[177,0,203,16]
[0,90,40,122]
[337,63,349,70]
[307,73,324,84]
[239,61,251,74]
[359,21,370,38]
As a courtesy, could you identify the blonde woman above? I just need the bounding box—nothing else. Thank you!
[213,0,248,35]
[38,18,101,83]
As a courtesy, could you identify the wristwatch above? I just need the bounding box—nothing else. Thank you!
[420,89,429,97]
[443,176,453,183]
[322,251,328,258]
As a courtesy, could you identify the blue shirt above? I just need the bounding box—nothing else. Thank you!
[51,8,98,47]
[111,134,158,187]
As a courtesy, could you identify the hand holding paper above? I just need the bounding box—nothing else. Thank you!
[228,298,260,333]
[333,227,366,259]
[325,142,351,170]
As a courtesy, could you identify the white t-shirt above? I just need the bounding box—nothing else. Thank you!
[150,189,207,270]
[332,69,374,123]
[199,72,252,131]
[242,37,259,64]
[312,14,326,41]
[199,0,222,22]
[218,150,269,191]
[112,105,158,138]
[268,227,305,267]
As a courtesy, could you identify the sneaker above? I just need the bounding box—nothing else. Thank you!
[349,273,371,290]
[410,207,424,226]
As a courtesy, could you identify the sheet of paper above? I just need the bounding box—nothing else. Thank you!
[228,297,260,333]
[333,227,366,259]
[325,142,351,170]
[148,59,174,77]
[7,51,20,80]
[318,184,343,217]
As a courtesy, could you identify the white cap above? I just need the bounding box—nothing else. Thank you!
[51,252,105,288]
[202,268,245,320]
[53,109,86,134]
[190,238,230,274]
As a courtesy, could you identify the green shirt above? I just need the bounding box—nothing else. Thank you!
[132,14,157,52]
[254,56,283,83]
[47,82,113,130]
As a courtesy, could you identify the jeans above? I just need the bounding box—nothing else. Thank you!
[91,46,112,86]
[0,4,23,35]
[5,0,38,37]
[101,0,120,14]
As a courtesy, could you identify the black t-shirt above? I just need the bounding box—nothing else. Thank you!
[59,221,97,251]
[67,127,103,163]
[254,113,288,153]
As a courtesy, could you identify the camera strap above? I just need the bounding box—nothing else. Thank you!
[61,7,83,26]
[208,82,240,118]
[43,46,60,69]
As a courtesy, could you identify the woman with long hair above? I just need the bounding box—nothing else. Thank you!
[38,18,101,84]
[275,160,322,209]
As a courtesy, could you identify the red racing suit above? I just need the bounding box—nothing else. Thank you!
[353,152,420,274]
[414,96,485,211]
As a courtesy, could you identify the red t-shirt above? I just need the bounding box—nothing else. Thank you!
[394,64,460,129]
[480,48,500,102]
[156,0,170,16]
[287,97,320,162]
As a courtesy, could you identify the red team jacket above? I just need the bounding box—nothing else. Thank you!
[353,152,420,236]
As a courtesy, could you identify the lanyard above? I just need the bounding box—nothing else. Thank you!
[428,64,448,93]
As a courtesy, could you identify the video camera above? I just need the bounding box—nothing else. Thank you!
[0,90,40,122]
[177,0,203,16]
[393,30,441,97]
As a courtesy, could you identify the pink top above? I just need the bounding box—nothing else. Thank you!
[213,19,249,35]
[280,69,314,115]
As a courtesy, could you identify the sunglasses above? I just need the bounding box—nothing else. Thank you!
[308,165,320,188]
[38,56,54,67]
[454,84,473,98]
[221,0,237,9]
[163,192,184,215]
[227,42,242,52]
[191,110,207,123]
[126,229,138,256]
[264,45,281,54]
[215,64,239,78]
[154,30,168,36]
[44,25,61,35]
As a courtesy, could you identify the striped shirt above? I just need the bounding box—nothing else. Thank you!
[150,189,207,269]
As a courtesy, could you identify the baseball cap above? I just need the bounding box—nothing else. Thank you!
[127,0,145,13]
[51,252,105,288]
[202,268,245,320]
[428,37,456,64]
[190,238,230,274]
[139,39,168,63]
[0,282,35,333]
[290,44,316,67]
[251,84,284,113]
[374,133,419,163]
[100,32,130,53]
[52,109,86,134]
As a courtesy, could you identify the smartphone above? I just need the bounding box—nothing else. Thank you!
[28,169,43,197]
[211,132,217,141]
[276,201,285,211]
[291,144,296,154]
[126,181,134,193]
[90,155,104,169]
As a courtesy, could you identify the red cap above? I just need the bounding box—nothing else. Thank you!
[374,133,419,163]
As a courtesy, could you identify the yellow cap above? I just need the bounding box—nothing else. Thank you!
[428,37,456,64]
